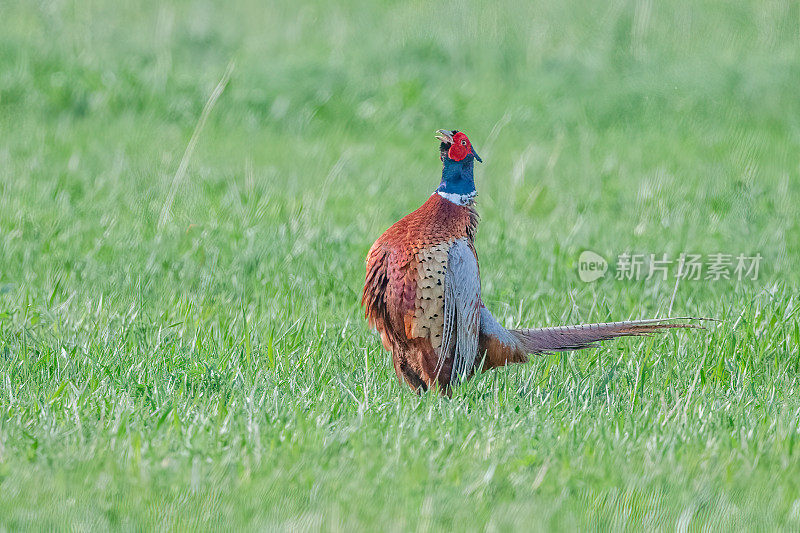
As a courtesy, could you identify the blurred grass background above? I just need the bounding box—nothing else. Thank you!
[1,0,799,529]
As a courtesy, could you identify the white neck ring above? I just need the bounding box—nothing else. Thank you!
[436,190,476,206]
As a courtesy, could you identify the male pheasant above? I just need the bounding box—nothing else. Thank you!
[362,129,703,394]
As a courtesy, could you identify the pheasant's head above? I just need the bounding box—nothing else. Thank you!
[434,129,482,201]
[435,130,482,164]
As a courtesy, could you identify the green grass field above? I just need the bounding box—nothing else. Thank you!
[2,0,800,529]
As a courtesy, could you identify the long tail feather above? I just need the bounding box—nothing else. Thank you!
[509,317,712,354]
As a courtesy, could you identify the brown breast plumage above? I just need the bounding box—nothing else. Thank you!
[362,193,479,390]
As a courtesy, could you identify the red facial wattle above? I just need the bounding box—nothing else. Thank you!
[448,132,471,161]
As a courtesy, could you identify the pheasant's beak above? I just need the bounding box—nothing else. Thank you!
[435,129,455,144]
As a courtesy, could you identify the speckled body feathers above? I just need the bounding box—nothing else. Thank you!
[363,195,473,389]
[362,194,527,392]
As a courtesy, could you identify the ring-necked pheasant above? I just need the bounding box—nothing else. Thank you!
[362,129,705,394]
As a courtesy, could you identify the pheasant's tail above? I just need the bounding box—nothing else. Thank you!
[509,317,714,354]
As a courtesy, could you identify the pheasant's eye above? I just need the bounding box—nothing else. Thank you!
[460,140,467,146]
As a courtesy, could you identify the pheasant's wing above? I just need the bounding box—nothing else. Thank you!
[362,242,417,351]
[362,244,392,347]
[441,238,481,386]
